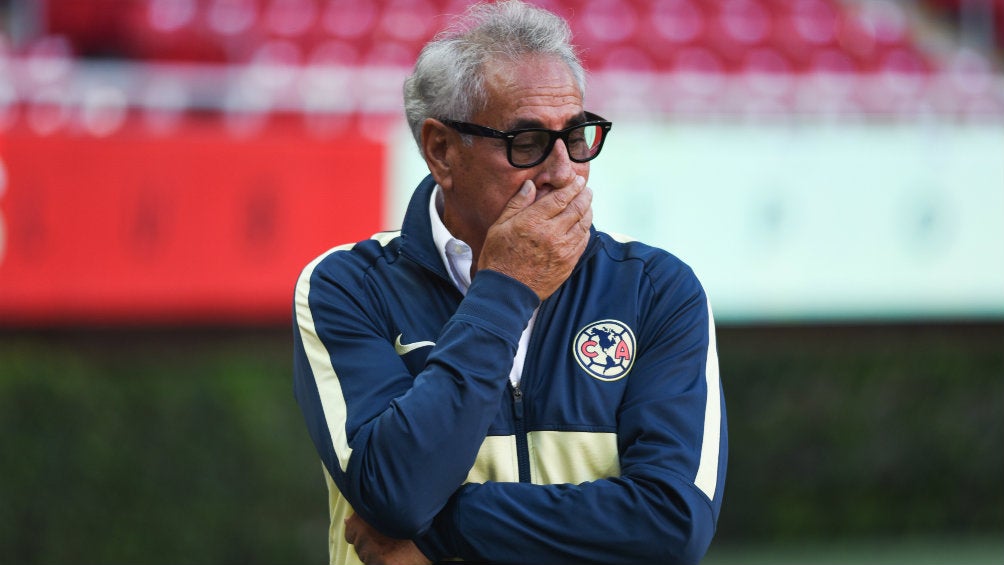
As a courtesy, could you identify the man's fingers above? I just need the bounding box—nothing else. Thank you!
[495,179,536,224]
[499,176,588,236]
[548,183,593,236]
[565,183,592,223]
[500,176,588,229]
[532,175,586,220]
[576,199,594,233]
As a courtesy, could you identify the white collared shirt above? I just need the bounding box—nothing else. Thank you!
[429,187,536,387]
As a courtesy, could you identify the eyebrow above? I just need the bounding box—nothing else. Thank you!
[507,112,588,131]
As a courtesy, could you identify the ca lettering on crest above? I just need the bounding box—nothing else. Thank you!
[572,319,636,382]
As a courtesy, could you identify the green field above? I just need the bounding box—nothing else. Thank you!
[705,537,1004,565]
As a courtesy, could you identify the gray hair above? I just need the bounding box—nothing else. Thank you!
[402,0,586,147]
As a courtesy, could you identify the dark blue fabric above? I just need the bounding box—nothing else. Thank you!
[293,175,727,564]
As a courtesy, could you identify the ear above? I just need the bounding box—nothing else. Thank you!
[421,118,454,191]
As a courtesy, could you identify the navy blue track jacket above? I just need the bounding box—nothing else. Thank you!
[293,175,728,565]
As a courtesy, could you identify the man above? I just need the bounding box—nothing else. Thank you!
[293,2,727,564]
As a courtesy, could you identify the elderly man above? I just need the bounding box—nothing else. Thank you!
[293,1,727,564]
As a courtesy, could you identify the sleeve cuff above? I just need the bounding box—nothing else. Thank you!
[414,504,458,562]
[452,269,540,342]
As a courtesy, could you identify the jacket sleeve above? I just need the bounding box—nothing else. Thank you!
[416,261,728,565]
[293,249,539,538]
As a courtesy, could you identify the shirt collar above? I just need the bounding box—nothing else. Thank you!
[429,186,473,295]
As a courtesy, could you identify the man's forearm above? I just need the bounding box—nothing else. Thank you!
[295,269,539,538]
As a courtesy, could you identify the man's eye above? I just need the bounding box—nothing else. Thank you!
[512,133,546,151]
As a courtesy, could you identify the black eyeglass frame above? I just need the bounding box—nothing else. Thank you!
[439,111,613,168]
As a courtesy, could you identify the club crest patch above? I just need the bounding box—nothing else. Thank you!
[573,319,636,381]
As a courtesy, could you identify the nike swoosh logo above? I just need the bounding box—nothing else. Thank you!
[394,334,435,356]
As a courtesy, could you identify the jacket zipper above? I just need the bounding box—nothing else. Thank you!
[506,278,570,485]
[509,292,559,484]
[511,383,531,483]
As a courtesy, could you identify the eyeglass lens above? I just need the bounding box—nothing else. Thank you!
[510,123,605,166]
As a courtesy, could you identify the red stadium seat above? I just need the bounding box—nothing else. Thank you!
[26,0,967,94]
[206,0,261,37]
[146,0,198,34]
[704,0,774,70]
[122,1,231,63]
[362,40,421,67]
[378,0,440,42]
[321,0,380,39]
[308,39,361,67]
[576,0,641,45]
[649,0,708,45]
[790,0,839,46]
[717,0,773,46]
[640,0,711,70]
[862,0,910,48]
[810,47,859,74]
[836,7,880,68]
[673,45,726,74]
[741,46,792,75]
[264,0,320,37]
[877,46,931,75]
[596,45,657,72]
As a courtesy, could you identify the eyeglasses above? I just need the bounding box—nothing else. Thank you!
[440,111,613,168]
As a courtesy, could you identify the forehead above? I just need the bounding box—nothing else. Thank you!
[477,54,584,129]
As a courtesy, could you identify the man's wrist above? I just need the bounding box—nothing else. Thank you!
[454,269,540,340]
[413,516,452,563]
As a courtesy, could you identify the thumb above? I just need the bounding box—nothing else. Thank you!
[496,180,536,223]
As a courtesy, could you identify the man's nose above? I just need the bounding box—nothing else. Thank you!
[539,138,576,187]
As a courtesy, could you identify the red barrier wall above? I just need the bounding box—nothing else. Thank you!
[0,116,385,326]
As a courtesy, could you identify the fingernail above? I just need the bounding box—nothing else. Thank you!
[521,180,533,195]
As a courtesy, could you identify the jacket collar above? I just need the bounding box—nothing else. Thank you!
[399,175,453,282]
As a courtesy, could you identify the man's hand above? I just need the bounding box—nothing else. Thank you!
[344,514,432,565]
[478,175,593,301]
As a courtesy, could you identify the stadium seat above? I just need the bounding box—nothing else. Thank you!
[206,0,260,37]
[576,0,641,45]
[264,0,320,37]
[321,0,380,39]
[28,0,970,86]
[649,0,708,45]
[717,0,773,47]
[308,39,361,67]
[377,0,440,42]
[595,45,657,72]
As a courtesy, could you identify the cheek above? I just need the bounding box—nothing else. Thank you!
[452,146,533,221]
[485,179,522,214]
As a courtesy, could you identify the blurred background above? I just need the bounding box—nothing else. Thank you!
[0,0,1002,563]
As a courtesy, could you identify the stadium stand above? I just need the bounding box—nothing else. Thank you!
[0,0,999,128]
[31,0,942,73]
[0,0,997,128]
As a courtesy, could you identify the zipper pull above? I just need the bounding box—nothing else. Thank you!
[512,384,524,419]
